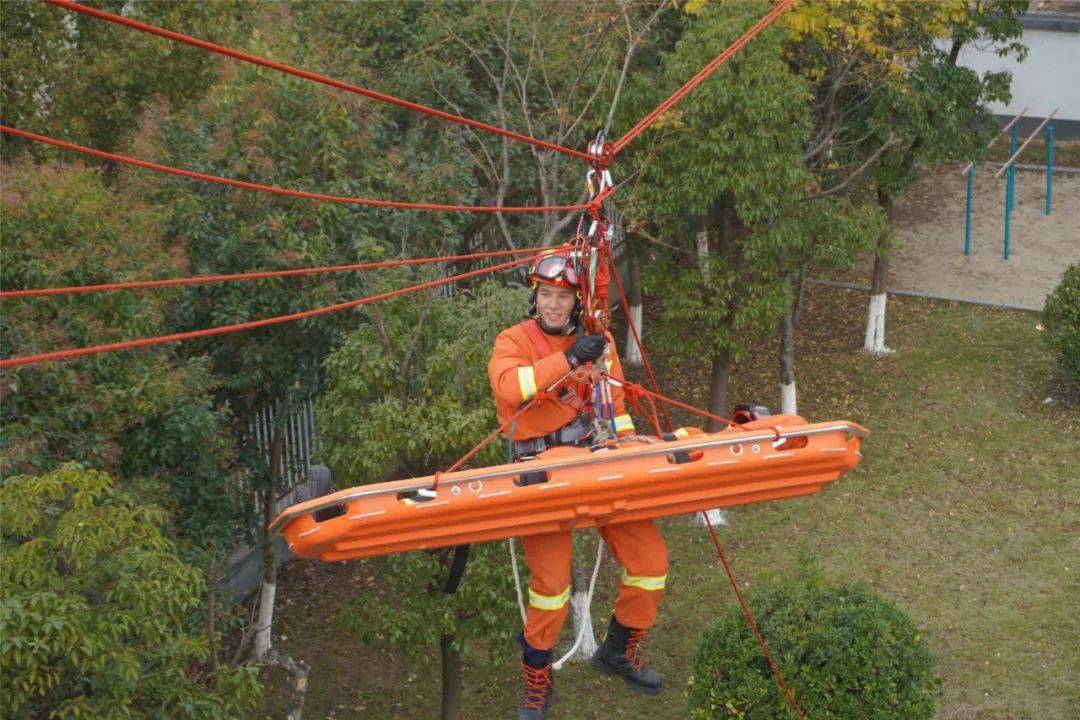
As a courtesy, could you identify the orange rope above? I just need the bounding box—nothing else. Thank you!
[1,126,585,214]
[0,245,560,299]
[41,0,594,163]
[1,255,533,369]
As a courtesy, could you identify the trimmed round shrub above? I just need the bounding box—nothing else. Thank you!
[1042,264,1080,384]
[686,568,940,720]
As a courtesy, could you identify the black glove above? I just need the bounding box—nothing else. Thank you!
[565,333,606,367]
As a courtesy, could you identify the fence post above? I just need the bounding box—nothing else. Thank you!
[1008,124,1018,214]
[1045,124,1054,216]
[964,166,974,256]
[1004,165,1014,260]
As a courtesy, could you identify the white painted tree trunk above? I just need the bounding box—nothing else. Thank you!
[863,293,894,356]
[781,381,797,415]
[624,303,643,366]
[696,229,709,272]
[254,579,276,660]
[693,508,728,526]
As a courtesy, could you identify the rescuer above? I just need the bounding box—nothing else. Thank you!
[487,250,668,719]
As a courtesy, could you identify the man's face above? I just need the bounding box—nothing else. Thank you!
[536,284,576,329]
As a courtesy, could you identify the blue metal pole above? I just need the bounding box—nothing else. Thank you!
[1004,165,1014,260]
[1008,125,1018,215]
[964,166,974,256]
[1045,124,1054,215]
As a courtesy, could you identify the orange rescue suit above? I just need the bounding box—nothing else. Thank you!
[487,319,668,649]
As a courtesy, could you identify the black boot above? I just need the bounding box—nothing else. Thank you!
[591,615,663,695]
[517,635,554,719]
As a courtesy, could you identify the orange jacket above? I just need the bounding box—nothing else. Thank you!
[487,320,635,441]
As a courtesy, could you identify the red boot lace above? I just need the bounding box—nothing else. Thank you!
[521,661,552,709]
[625,629,647,672]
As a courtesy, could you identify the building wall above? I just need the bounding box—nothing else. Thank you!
[955,26,1080,124]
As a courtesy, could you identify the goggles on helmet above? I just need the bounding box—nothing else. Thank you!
[528,254,579,290]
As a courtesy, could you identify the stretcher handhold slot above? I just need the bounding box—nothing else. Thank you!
[312,504,347,522]
[515,470,550,487]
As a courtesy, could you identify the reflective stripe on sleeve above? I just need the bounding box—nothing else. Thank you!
[614,413,635,434]
[621,571,666,592]
[518,366,538,401]
[528,585,571,611]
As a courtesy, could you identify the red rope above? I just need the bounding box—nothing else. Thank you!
[0,255,533,369]
[431,381,565,490]
[42,0,593,164]
[612,0,797,155]
[608,375,733,428]
[1,126,585,214]
[701,513,808,720]
[0,245,561,299]
[603,250,673,431]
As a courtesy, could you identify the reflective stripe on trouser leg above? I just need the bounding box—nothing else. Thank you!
[621,570,666,591]
[599,519,669,630]
[522,529,573,651]
[528,586,570,611]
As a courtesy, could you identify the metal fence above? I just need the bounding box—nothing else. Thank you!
[248,394,320,512]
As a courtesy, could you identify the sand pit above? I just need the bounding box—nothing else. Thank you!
[834,165,1079,310]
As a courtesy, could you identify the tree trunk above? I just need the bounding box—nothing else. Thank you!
[254,416,286,661]
[440,633,463,720]
[706,348,733,433]
[864,189,895,356]
[624,249,644,367]
[779,309,797,415]
[207,562,219,671]
[696,226,709,273]
[778,268,806,415]
[694,347,734,526]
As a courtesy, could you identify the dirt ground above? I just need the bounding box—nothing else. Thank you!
[836,165,1079,310]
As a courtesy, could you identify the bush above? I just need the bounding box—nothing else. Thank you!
[1042,264,1080,384]
[686,567,940,720]
[0,464,260,719]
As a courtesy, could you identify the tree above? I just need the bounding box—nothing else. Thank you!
[0,463,260,718]
[0,160,246,556]
[783,0,1026,355]
[0,0,247,158]
[687,565,940,719]
[762,199,884,414]
[625,1,812,424]
[320,281,528,720]
[147,1,487,663]
[1042,264,1080,385]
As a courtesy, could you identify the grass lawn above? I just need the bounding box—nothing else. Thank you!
[257,285,1077,720]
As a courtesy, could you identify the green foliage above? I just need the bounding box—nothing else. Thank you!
[0,464,261,719]
[629,2,812,361]
[686,566,940,720]
[342,540,522,660]
[151,2,492,421]
[0,161,245,553]
[0,1,247,156]
[322,282,528,657]
[633,2,812,223]
[857,3,1025,200]
[768,197,886,274]
[319,280,527,482]
[1041,264,1080,383]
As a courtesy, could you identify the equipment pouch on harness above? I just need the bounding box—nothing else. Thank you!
[513,414,593,459]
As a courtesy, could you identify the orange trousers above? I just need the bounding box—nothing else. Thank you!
[522,520,669,650]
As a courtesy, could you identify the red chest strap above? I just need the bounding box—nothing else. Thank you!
[520,320,589,412]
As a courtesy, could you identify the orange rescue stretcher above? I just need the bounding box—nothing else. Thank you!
[270,414,867,562]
